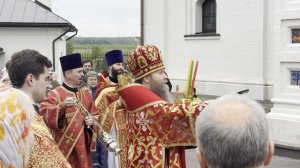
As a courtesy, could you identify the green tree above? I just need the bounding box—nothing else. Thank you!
[66,42,74,54]
[91,46,101,57]
[91,46,104,72]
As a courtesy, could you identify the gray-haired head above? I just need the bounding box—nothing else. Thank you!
[82,71,98,84]
[85,71,98,78]
[196,95,270,168]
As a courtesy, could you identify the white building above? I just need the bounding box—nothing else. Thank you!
[142,0,272,100]
[0,0,77,79]
[142,0,300,148]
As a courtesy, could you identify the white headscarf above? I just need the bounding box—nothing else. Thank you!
[0,84,35,167]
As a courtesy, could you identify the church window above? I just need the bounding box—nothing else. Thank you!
[202,0,216,33]
[291,71,300,85]
[292,29,300,43]
[185,0,219,39]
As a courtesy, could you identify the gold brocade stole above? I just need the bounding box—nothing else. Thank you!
[27,113,71,168]
[95,87,128,168]
[57,90,85,159]
[95,87,116,133]
[115,109,128,168]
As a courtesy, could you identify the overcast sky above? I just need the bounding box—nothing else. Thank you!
[52,0,140,37]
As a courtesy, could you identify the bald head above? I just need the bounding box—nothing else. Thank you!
[213,97,257,133]
[196,95,272,168]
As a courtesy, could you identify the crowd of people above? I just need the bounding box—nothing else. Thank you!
[0,45,274,168]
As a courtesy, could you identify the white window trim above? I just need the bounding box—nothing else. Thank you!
[184,36,220,40]
[185,0,220,40]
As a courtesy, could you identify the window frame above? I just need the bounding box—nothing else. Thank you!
[184,0,220,39]
[202,0,216,33]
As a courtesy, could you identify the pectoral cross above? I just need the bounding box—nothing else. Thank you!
[66,133,75,144]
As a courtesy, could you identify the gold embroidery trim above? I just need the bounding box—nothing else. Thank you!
[95,87,116,106]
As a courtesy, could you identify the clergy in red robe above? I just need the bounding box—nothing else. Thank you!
[95,50,127,168]
[117,45,207,168]
[40,53,97,168]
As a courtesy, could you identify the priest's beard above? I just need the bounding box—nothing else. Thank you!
[110,67,125,82]
[150,83,172,103]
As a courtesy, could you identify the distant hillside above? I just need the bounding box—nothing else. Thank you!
[66,36,140,72]
[68,36,140,45]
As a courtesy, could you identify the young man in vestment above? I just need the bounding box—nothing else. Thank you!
[116,45,207,168]
[8,49,71,167]
[0,83,35,168]
[94,50,127,168]
[40,53,97,168]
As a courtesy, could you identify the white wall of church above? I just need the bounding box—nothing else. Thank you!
[143,0,273,100]
[143,0,165,49]
[0,27,67,81]
[267,0,300,148]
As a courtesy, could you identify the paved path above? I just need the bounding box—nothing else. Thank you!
[185,149,300,168]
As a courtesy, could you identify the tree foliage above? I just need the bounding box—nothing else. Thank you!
[91,46,101,57]
[66,36,140,73]
[66,42,74,54]
[68,37,140,45]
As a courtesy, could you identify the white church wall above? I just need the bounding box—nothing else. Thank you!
[267,0,300,148]
[0,27,66,81]
[143,0,272,100]
[143,0,166,50]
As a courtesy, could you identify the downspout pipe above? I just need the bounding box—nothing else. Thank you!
[140,0,144,45]
[66,29,78,41]
[52,25,77,71]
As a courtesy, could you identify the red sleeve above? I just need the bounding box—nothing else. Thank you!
[40,90,66,130]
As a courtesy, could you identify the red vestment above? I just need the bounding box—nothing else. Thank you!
[40,86,97,168]
[95,72,128,168]
[117,84,207,168]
